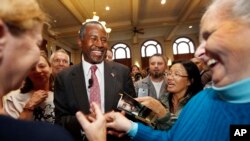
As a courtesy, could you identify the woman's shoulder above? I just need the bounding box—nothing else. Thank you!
[5,90,31,102]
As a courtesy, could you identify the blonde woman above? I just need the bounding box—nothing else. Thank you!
[0,0,73,140]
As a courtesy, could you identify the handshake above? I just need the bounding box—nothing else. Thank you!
[75,93,168,141]
[76,102,133,141]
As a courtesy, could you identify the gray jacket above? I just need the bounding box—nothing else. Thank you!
[134,75,167,99]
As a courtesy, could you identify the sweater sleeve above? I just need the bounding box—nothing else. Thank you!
[132,122,170,141]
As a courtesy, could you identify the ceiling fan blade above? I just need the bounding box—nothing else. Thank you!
[133,27,144,34]
[138,31,144,34]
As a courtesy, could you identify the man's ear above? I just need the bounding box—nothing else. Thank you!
[77,37,82,47]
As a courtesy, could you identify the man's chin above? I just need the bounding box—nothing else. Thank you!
[151,73,164,78]
[91,57,104,64]
[91,61,103,64]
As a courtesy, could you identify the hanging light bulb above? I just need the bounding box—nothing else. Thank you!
[105,6,110,11]
[92,12,99,21]
[106,28,111,33]
[161,0,166,5]
[83,0,112,34]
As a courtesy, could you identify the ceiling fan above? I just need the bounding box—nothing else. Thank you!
[133,27,144,36]
[132,27,144,44]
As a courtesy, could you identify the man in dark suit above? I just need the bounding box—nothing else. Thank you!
[54,21,136,141]
[191,57,212,88]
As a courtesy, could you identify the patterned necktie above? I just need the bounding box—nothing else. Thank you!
[89,65,101,107]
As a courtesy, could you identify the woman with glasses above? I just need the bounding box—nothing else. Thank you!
[136,60,203,130]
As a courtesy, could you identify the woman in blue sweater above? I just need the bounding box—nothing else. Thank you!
[76,0,250,140]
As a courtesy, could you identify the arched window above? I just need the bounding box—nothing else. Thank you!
[141,40,162,57]
[140,40,162,69]
[173,37,195,54]
[112,43,131,59]
[112,43,131,68]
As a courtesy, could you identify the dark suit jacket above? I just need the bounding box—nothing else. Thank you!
[54,61,136,141]
[200,69,212,87]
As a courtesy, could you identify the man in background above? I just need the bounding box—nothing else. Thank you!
[105,48,113,61]
[191,57,212,88]
[134,54,168,99]
[50,49,70,76]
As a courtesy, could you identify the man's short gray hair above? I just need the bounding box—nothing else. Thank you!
[49,49,70,64]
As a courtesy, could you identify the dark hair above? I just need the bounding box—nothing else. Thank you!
[79,21,106,40]
[168,60,203,112]
[21,51,53,93]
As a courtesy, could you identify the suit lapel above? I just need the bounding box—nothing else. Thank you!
[71,64,90,113]
[104,62,118,112]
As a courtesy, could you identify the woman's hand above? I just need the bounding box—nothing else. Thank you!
[24,90,48,110]
[135,96,168,118]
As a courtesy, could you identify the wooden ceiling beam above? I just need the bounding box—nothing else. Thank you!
[59,0,88,23]
[131,0,140,26]
[165,0,201,40]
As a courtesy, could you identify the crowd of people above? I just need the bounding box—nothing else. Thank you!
[1,0,250,141]
[76,0,250,141]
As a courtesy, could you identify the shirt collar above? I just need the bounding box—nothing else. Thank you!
[82,55,104,75]
[212,77,250,103]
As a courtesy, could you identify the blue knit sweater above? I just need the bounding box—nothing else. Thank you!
[131,78,250,141]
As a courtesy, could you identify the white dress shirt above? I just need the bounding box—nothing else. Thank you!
[82,56,105,113]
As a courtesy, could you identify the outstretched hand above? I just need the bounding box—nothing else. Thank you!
[135,96,168,118]
[76,102,106,141]
[105,111,132,137]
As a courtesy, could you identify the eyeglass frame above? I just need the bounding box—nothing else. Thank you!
[165,71,188,78]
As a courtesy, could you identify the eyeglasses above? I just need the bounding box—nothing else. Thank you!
[166,71,188,78]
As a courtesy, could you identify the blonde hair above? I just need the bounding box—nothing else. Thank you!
[0,0,47,34]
